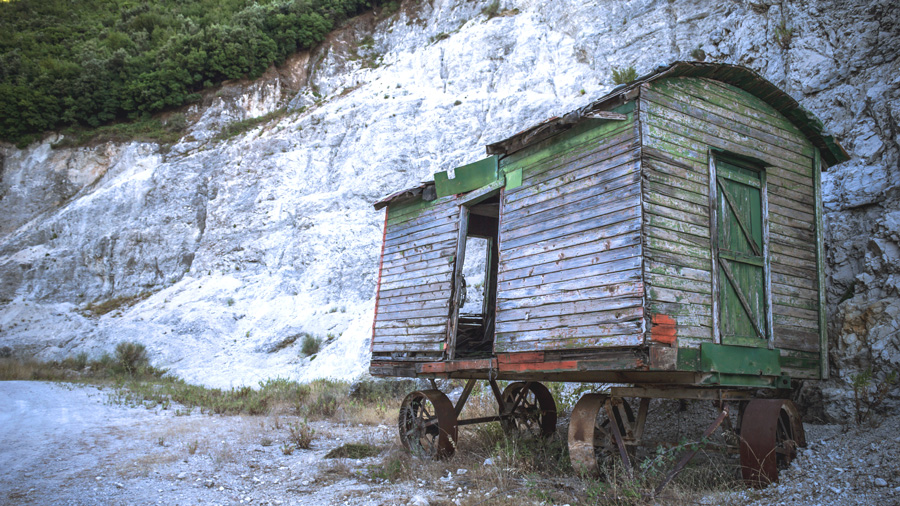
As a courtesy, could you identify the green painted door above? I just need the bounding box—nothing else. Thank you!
[716,160,768,347]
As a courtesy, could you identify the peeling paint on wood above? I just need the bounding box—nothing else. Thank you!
[371,70,838,385]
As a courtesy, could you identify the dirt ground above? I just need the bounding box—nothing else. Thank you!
[2,381,898,506]
[0,381,436,506]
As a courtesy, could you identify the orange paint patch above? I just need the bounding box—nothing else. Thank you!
[650,314,677,344]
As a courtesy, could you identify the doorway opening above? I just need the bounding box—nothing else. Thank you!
[452,195,499,359]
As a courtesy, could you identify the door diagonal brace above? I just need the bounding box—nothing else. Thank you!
[717,177,762,257]
[718,257,766,340]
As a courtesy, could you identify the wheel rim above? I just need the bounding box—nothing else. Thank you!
[500,382,557,438]
[398,389,458,459]
[739,399,805,486]
[774,402,804,469]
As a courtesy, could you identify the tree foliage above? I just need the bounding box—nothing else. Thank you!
[0,0,385,144]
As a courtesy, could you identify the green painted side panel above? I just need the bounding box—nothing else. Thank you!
[699,342,781,376]
[780,353,820,371]
[435,156,499,198]
[387,197,434,225]
[716,160,767,345]
[651,78,809,147]
[677,347,700,370]
[499,101,635,173]
[680,344,789,387]
[505,168,523,190]
[701,372,780,388]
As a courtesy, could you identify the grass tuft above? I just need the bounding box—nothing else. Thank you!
[611,66,638,85]
[83,291,155,317]
[482,0,500,18]
[301,333,322,356]
[287,419,315,450]
[325,443,382,459]
[51,117,188,150]
[115,342,149,375]
[213,107,295,142]
[773,19,794,50]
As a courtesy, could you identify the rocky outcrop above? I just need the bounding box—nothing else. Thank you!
[0,0,897,415]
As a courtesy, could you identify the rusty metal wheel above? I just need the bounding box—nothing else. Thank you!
[500,382,557,438]
[739,399,806,486]
[398,389,458,459]
[568,394,635,475]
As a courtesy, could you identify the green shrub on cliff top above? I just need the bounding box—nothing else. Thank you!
[0,0,393,145]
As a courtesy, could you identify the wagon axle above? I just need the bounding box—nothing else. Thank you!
[397,380,805,491]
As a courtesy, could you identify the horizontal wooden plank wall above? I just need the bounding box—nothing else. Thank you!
[494,111,645,353]
[372,195,459,361]
[640,77,820,362]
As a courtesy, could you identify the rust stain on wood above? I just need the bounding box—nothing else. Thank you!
[497,352,545,364]
[499,360,579,372]
[418,359,497,374]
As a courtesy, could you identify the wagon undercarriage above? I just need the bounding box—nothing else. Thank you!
[397,379,805,491]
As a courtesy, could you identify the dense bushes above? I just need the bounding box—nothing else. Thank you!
[0,0,388,145]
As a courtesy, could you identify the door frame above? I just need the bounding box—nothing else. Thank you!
[446,184,503,360]
[708,149,774,349]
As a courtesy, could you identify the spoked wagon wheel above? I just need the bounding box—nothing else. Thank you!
[398,389,458,459]
[568,393,635,476]
[500,382,557,438]
[739,399,806,486]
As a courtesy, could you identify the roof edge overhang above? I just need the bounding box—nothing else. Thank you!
[373,181,436,210]
[486,61,849,168]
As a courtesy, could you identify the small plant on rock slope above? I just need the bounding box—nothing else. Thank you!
[774,19,794,50]
[851,367,898,424]
[612,66,638,85]
[301,333,322,356]
[482,0,500,18]
[287,419,315,450]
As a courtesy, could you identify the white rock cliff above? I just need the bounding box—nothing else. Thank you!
[0,0,897,419]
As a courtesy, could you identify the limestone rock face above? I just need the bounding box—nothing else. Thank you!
[0,0,897,413]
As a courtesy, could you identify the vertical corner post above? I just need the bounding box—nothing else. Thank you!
[814,148,829,379]
[760,168,774,349]
[708,150,721,344]
[371,207,389,353]
[637,88,649,345]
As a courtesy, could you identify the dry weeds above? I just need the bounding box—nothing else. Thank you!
[2,357,747,505]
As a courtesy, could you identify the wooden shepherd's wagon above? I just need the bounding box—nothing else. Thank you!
[369,61,848,486]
